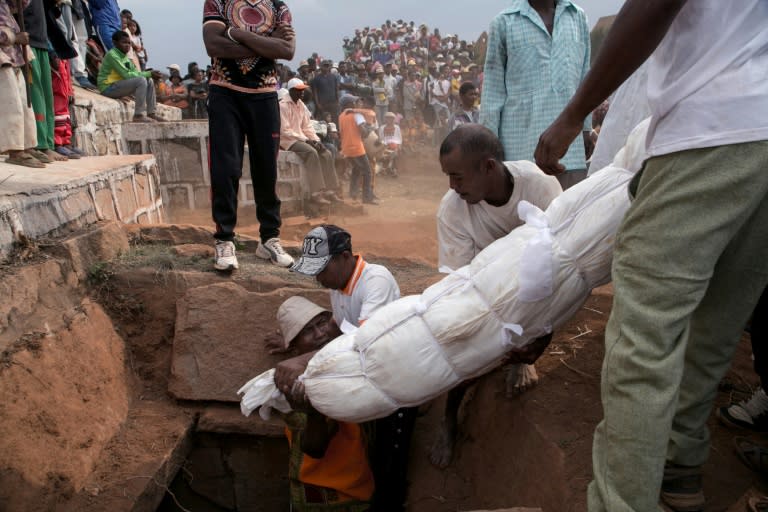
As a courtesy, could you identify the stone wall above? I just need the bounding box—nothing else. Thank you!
[123,122,308,216]
[72,87,181,157]
[0,155,164,261]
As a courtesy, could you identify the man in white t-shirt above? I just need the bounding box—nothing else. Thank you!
[274,224,416,512]
[534,1,768,510]
[430,123,562,468]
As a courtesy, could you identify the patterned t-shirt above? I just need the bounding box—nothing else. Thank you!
[202,0,292,92]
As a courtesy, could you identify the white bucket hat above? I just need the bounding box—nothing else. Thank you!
[277,296,329,349]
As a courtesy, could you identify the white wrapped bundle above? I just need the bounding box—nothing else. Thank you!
[240,120,650,423]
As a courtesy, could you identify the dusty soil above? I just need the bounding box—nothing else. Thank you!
[1,145,764,511]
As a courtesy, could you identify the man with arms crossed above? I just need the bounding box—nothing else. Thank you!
[203,0,296,272]
[430,123,561,468]
[534,0,768,510]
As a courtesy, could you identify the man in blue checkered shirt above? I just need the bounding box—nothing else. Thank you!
[479,0,591,190]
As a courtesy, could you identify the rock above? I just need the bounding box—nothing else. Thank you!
[168,282,331,402]
[135,224,215,245]
[56,221,130,281]
[171,244,215,259]
[197,405,285,437]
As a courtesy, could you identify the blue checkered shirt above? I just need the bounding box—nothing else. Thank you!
[479,0,592,171]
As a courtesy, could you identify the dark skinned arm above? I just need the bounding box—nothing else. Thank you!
[274,350,317,392]
[534,0,688,175]
[202,22,295,61]
[286,381,337,459]
[302,409,338,459]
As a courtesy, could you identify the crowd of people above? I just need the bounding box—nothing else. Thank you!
[0,0,215,172]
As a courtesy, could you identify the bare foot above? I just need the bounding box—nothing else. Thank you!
[505,363,539,397]
[429,420,456,469]
[44,148,67,161]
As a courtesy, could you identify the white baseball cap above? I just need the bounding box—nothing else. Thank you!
[286,77,308,90]
[167,64,181,73]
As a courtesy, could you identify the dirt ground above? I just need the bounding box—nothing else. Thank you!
[2,145,765,511]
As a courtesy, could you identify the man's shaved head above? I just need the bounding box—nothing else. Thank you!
[439,124,505,168]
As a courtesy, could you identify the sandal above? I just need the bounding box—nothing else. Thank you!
[6,152,45,168]
[747,496,768,512]
[26,148,52,164]
[735,437,768,473]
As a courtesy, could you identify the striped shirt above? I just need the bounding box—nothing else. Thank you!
[480,0,591,171]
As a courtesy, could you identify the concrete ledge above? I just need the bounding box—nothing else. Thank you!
[122,121,309,216]
[72,85,182,157]
[0,155,164,261]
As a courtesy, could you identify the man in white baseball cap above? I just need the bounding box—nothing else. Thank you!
[167,63,181,77]
[279,78,341,206]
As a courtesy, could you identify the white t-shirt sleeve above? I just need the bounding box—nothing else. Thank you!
[437,193,478,270]
[509,161,563,212]
[358,274,399,323]
[437,216,477,270]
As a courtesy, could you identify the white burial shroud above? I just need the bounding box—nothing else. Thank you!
[239,119,651,423]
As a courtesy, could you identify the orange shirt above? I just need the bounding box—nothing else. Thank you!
[286,417,374,503]
[163,84,189,109]
[339,110,366,158]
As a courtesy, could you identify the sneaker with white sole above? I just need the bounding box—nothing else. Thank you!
[718,387,768,432]
[255,237,294,268]
[214,240,239,271]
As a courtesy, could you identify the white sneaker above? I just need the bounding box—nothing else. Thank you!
[718,387,768,432]
[255,237,294,268]
[214,240,239,271]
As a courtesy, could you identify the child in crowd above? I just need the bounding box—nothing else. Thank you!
[378,112,402,177]
[50,50,83,159]
[98,30,162,122]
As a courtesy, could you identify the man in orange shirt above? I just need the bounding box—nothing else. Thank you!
[273,296,374,511]
[338,94,378,204]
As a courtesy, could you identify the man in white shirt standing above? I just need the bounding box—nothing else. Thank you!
[430,123,562,468]
[279,78,341,206]
[430,66,451,131]
[534,1,768,510]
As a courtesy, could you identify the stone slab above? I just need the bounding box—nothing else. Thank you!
[168,281,331,402]
[197,405,285,437]
[0,155,164,261]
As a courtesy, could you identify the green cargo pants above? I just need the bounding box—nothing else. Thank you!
[588,140,768,512]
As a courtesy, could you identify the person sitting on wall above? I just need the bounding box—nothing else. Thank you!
[279,77,342,206]
[97,30,162,123]
[270,296,375,512]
